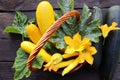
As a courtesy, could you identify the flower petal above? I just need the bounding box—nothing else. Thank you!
[65,46,75,54]
[99,22,120,38]
[87,46,97,55]
[78,53,85,63]
[73,33,81,44]
[110,22,120,30]
[84,53,94,65]
[99,24,109,38]
[64,36,72,45]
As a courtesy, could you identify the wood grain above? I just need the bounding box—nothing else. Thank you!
[0,39,20,61]
[0,0,120,11]
[0,12,35,39]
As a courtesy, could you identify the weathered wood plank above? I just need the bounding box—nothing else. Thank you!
[0,0,120,11]
[0,62,101,80]
[0,39,21,61]
[0,13,15,39]
[0,11,35,39]
[113,63,120,80]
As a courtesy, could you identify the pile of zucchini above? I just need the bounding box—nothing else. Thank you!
[101,5,120,80]
[90,5,120,80]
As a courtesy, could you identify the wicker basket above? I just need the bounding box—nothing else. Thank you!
[27,10,84,73]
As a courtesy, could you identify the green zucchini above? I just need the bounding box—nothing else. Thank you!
[85,6,103,71]
[101,5,120,80]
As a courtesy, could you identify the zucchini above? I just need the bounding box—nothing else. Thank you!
[36,1,55,34]
[101,5,120,80]
[21,41,52,63]
[26,24,42,44]
[85,6,103,71]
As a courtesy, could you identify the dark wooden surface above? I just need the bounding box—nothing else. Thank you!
[0,0,120,80]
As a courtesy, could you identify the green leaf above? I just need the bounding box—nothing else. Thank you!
[13,48,31,80]
[32,56,44,69]
[58,0,74,14]
[12,11,28,38]
[79,4,101,43]
[44,42,63,55]
[4,11,29,40]
[13,48,44,80]
[49,29,66,49]
[92,6,103,25]
[58,0,76,29]
[83,20,102,42]
[54,11,73,36]
[4,26,21,34]
[79,4,92,32]
[28,18,35,24]
[49,0,78,50]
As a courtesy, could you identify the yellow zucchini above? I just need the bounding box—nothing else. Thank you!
[20,41,51,63]
[26,24,42,44]
[36,1,55,34]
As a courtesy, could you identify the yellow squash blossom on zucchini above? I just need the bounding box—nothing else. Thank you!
[64,33,97,64]
[99,22,120,38]
[44,53,63,71]
[62,33,97,76]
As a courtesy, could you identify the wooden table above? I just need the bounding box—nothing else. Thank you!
[0,0,120,80]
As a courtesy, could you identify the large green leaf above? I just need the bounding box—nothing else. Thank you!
[4,11,28,38]
[3,26,21,34]
[49,29,66,49]
[58,0,74,14]
[49,0,79,50]
[79,4,92,32]
[12,48,31,80]
[58,0,77,32]
[83,20,101,42]
[54,11,73,36]
[79,4,101,43]
[13,48,44,80]
[4,11,35,40]
[32,56,44,69]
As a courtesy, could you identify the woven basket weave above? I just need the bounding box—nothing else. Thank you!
[27,10,84,73]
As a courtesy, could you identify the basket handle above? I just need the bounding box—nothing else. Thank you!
[27,10,80,71]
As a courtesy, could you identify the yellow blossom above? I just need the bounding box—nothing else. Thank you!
[79,46,97,65]
[44,53,63,71]
[64,33,97,65]
[99,22,120,38]
[64,33,90,54]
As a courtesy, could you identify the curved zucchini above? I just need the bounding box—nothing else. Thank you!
[21,41,52,63]
[101,5,120,80]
